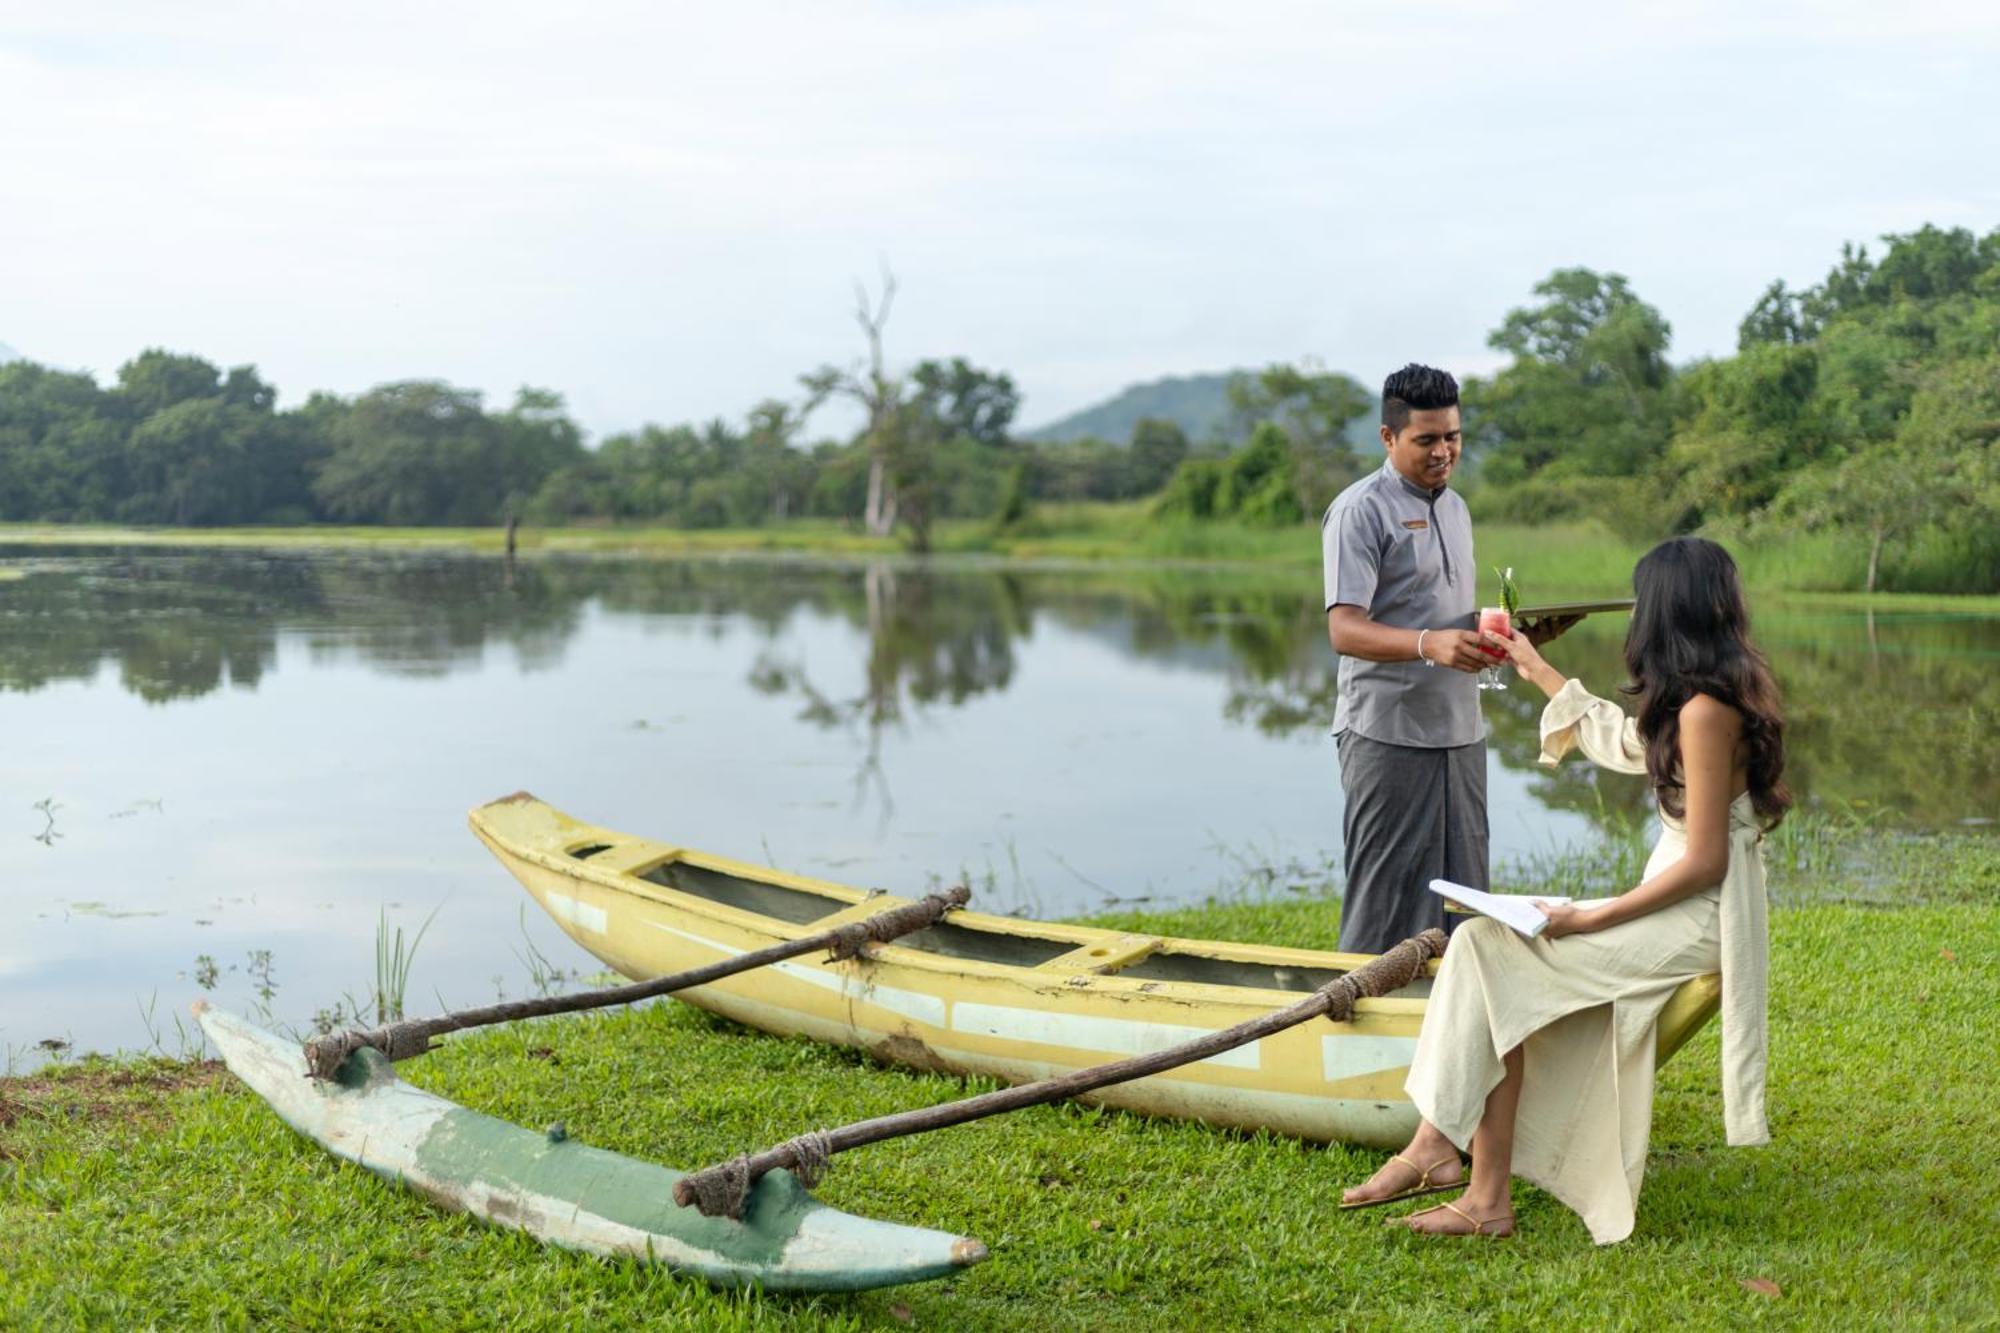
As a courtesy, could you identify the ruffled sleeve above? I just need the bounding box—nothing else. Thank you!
[1538,677,1647,774]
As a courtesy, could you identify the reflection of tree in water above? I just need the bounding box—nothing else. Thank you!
[0,551,299,702]
[726,564,2000,833]
[747,563,1026,816]
[1477,612,2000,830]
[0,548,583,701]
[1207,601,2000,832]
[5,546,1994,831]
[301,557,580,675]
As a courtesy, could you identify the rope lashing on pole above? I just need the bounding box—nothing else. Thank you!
[675,927,1449,1218]
[303,883,972,1082]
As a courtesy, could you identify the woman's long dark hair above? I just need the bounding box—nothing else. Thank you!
[1621,537,1791,828]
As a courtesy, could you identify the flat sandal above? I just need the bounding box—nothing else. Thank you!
[1396,1199,1514,1238]
[1338,1152,1466,1211]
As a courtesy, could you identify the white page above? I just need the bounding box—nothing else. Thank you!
[1428,879,1573,939]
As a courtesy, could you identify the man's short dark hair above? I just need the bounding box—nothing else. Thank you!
[1381,363,1459,434]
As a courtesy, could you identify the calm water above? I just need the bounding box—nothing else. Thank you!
[4,546,1995,1066]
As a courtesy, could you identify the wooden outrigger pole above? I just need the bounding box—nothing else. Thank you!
[676,928,1450,1218]
[304,884,972,1081]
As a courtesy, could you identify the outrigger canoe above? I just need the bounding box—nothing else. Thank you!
[471,794,1722,1150]
[192,1001,986,1291]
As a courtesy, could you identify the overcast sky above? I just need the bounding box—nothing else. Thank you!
[3,2,1997,439]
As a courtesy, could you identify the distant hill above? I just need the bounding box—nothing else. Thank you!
[1022,371,1243,445]
[0,342,20,365]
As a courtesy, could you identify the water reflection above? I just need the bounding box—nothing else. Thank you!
[2,546,1996,830]
[1212,603,2000,830]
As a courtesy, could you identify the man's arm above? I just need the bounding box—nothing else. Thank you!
[1326,605,1491,673]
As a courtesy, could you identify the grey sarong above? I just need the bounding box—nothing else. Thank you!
[1336,731,1489,954]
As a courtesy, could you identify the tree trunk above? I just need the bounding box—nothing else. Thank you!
[864,450,893,536]
[1867,522,1884,594]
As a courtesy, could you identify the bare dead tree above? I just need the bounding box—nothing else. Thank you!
[801,264,906,537]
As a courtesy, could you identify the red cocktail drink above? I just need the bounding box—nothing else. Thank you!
[1476,606,1512,691]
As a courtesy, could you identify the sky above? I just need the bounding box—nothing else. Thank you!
[3,1,1997,440]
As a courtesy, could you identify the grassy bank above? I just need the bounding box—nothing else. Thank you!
[5,512,1995,605]
[5,837,1996,1330]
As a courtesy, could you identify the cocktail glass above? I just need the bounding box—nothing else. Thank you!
[1477,606,1512,692]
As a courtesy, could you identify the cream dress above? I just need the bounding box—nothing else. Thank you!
[1403,679,1772,1244]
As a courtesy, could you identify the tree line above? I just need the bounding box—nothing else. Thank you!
[3,224,1994,588]
[0,275,1194,548]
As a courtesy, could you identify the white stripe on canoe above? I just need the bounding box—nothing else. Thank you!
[544,890,609,935]
[948,1003,1262,1071]
[648,924,948,1027]
[1319,1034,1417,1083]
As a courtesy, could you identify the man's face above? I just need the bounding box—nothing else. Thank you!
[1381,406,1462,490]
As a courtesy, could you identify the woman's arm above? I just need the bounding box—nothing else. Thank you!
[1536,693,1742,938]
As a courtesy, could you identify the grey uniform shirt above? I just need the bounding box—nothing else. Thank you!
[1321,460,1482,748]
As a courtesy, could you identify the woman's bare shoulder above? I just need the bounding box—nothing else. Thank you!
[1679,692,1744,737]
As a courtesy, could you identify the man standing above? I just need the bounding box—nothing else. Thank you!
[1321,364,1566,954]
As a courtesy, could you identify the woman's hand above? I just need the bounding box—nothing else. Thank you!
[1534,900,1596,938]
[1484,627,1566,697]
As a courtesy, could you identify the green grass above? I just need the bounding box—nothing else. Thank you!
[6,836,1997,1330]
[10,514,1994,606]
[0,519,906,558]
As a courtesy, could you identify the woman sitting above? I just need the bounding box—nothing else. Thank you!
[1341,536,1790,1241]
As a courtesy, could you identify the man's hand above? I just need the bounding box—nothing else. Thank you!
[1520,613,1582,647]
[1420,629,1496,673]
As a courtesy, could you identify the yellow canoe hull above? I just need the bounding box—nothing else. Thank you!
[470,794,1722,1151]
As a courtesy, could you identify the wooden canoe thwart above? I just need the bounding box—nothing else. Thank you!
[470,794,1724,1151]
[192,1002,986,1292]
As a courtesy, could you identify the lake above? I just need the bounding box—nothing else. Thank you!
[4,545,1995,1067]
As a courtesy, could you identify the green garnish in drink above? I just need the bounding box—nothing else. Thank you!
[1494,566,1520,618]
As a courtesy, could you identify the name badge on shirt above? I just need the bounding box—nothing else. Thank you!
[1402,519,1428,530]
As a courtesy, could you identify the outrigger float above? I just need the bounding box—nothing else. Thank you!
[191,1002,986,1292]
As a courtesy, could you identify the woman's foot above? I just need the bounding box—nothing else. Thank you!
[1397,1197,1515,1237]
[1340,1151,1465,1207]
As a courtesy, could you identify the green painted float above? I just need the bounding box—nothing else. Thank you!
[192,1002,987,1292]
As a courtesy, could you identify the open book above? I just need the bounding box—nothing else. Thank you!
[1428,879,1572,939]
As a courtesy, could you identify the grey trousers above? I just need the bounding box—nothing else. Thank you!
[1335,730,1489,955]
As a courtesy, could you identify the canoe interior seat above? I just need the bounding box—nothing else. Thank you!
[639,861,849,926]
[1115,950,1433,998]
[1038,933,1161,974]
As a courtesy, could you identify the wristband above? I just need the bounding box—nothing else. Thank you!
[1416,629,1434,667]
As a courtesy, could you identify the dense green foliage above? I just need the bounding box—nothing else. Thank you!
[0,352,583,529]
[1464,224,2000,591]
